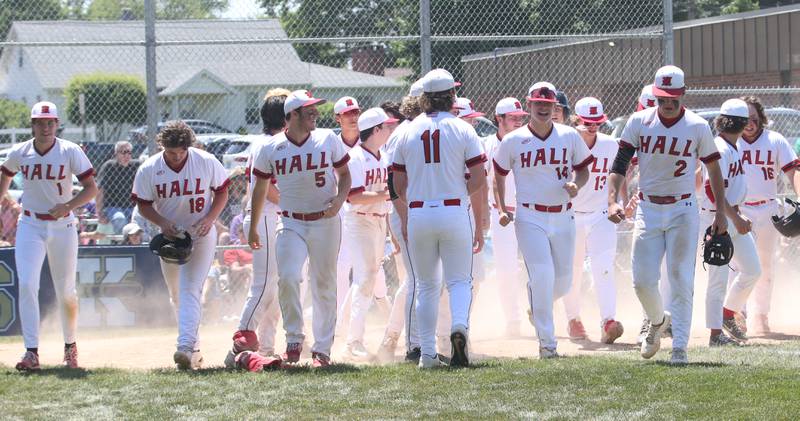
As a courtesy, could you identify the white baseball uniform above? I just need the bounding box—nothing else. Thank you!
[737,129,799,316]
[336,133,358,313]
[561,133,620,327]
[619,107,719,350]
[392,111,485,358]
[252,128,349,357]
[237,134,281,355]
[132,147,229,353]
[1,138,94,349]
[344,144,390,346]
[493,123,593,350]
[700,136,761,329]
[483,132,526,333]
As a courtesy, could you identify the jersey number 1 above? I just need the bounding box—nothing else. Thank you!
[421,129,441,164]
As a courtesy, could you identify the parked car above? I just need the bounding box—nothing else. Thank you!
[222,135,261,169]
[473,116,497,138]
[197,133,243,163]
[128,120,234,144]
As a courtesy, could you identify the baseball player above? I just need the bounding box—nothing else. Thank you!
[482,97,528,336]
[552,90,571,124]
[0,101,97,371]
[607,65,728,365]
[560,97,624,344]
[343,108,397,359]
[133,120,230,370]
[225,89,289,368]
[392,68,487,368]
[493,82,593,359]
[248,90,351,368]
[737,96,800,334]
[637,84,657,111]
[701,99,761,347]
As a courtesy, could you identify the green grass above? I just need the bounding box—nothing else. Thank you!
[2,343,800,420]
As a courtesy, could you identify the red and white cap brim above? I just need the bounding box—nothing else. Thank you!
[336,105,360,114]
[651,86,685,98]
[579,114,607,124]
[462,112,484,118]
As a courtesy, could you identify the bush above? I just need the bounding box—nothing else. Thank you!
[0,98,30,129]
[64,73,146,142]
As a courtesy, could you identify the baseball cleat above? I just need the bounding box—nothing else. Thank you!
[449,325,469,368]
[539,347,560,359]
[752,314,770,335]
[568,319,588,340]
[190,350,204,370]
[224,349,237,369]
[311,352,332,368]
[418,353,448,369]
[232,330,259,353]
[637,317,650,346]
[282,342,302,363]
[174,350,192,370]
[709,332,741,347]
[376,333,399,363]
[601,319,624,344]
[404,347,421,364]
[63,343,79,369]
[669,348,688,365]
[734,312,747,334]
[722,317,748,341]
[345,341,370,359]
[641,312,671,359]
[15,351,40,372]
[235,351,282,372]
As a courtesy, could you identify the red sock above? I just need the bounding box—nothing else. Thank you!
[722,307,735,320]
[710,328,722,336]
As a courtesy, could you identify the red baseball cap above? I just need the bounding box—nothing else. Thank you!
[652,66,686,98]
[31,101,58,119]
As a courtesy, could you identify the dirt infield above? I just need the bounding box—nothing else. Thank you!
[2,266,798,369]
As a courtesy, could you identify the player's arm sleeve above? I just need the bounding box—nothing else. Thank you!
[464,128,487,168]
[347,156,366,198]
[571,131,594,171]
[776,134,800,172]
[70,145,95,181]
[618,114,641,151]
[131,165,154,204]
[697,123,721,164]
[331,132,350,168]
[610,141,636,176]
[492,137,512,176]
[251,143,273,179]
[210,159,230,192]
[0,147,21,176]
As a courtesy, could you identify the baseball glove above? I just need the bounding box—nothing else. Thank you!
[702,226,734,267]
[150,232,193,265]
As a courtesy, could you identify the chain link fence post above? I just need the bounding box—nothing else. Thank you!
[663,0,674,65]
[144,0,158,154]
[420,0,432,74]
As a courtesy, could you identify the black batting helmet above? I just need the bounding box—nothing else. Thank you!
[149,232,193,265]
[772,198,800,238]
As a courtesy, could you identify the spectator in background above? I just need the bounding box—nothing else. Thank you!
[122,223,144,245]
[0,193,21,245]
[131,205,159,242]
[227,196,248,245]
[79,212,124,245]
[96,141,140,234]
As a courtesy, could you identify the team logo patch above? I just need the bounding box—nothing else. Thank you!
[346,99,354,106]
[305,90,313,98]
[514,101,522,109]
[156,170,165,175]
[41,105,50,113]
[589,106,598,115]
[522,138,531,144]
[661,76,672,86]
[277,144,287,151]
[646,99,655,107]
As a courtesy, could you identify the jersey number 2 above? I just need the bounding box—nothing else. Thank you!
[421,129,441,164]
[674,160,687,177]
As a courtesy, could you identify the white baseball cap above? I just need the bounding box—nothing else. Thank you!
[333,96,360,115]
[422,68,456,93]
[122,223,143,237]
[31,101,58,119]
[527,82,558,103]
[719,98,749,118]
[454,97,485,119]
[575,97,607,124]
[495,97,528,116]
[409,79,424,97]
[357,107,399,132]
[284,90,326,115]
[652,65,686,98]
[637,84,657,111]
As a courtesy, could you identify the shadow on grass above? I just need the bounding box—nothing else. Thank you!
[8,367,90,379]
[571,340,638,352]
[756,333,800,341]
[653,361,730,368]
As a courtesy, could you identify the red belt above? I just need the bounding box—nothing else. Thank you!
[409,199,461,208]
[356,211,387,218]
[522,202,572,213]
[23,210,60,221]
[280,210,325,221]
[744,199,773,206]
[493,203,516,212]
[638,192,692,205]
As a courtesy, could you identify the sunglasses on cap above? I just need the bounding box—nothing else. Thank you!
[530,87,556,101]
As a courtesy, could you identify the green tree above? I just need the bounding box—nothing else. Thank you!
[0,98,30,129]
[673,0,758,21]
[0,0,62,42]
[87,0,229,20]
[64,73,146,142]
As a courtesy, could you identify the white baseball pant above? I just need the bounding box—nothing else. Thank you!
[388,210,422,351]
[336,216,352,311]
[701,210,761,329]
[160,226,217,353]
[516,207,575,350]
[276,215,340,356]
[632,197,698,350]
[344,212,387,345]
[16,215,79,348]
[238,212,281,355]
[489,208,523,330]
[562,210,618,324]
[740,200,778,316]
[407,201,473,358]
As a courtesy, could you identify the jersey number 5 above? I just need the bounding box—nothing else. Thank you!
[421,129,441,164]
